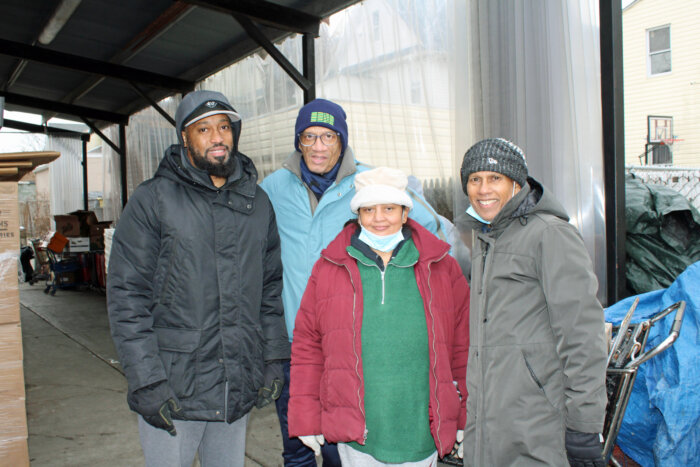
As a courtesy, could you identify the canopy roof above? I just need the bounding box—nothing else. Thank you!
[0,0,360,127]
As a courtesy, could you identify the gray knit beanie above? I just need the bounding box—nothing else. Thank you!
[460,138,528,195]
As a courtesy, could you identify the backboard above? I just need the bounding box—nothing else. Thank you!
[647,116,673,143]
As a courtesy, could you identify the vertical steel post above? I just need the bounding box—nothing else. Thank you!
[119,123,128,208]
[302,33,316,103]
[82,137,88,210]
[599,0,626,305]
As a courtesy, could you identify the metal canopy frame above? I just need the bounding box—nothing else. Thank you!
[0,0,342,209]
[1,1,625,304]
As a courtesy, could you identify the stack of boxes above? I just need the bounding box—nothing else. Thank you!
[53,210,111,253]
[0,183,29,465]
[0,151,58,466]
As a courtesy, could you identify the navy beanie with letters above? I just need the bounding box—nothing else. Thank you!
[294,99,348,154]
[460,138,528,194]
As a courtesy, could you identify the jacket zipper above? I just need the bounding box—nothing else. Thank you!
[380,269,385,304]
[224,380,229,421]
[426,251,448,455]
[524,357,546,393]
[475,237,490,466]
[480,242,490,323]
[322,255,368,442]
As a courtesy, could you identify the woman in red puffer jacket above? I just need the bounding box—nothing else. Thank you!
[288,167,469,466]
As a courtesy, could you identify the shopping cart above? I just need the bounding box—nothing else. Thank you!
[27,238,51,285]
[603,298,686,466]
[38,235,82,295]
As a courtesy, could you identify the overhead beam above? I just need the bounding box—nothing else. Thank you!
[1,118,89,140]
[0,38,194,93]
[1,91,128,124]
[184,0,320,35]
[81,118,121,154]
[232,14,312,91]
[52,2,194,116]
[129,82,176,127]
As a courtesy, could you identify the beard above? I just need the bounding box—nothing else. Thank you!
[189,144,237,178]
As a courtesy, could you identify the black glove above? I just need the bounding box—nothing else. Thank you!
[255,361,284,409]
[565,429,606,467]
[127,380,183,436]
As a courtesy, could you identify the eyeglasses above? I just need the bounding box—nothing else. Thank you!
[298,132,339,147]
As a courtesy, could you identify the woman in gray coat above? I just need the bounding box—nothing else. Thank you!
[459,138,607,467]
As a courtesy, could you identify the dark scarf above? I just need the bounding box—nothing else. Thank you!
[300,156,343,199]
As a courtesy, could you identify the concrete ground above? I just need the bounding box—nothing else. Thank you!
[19,282,284,467]
[19,282,457,467]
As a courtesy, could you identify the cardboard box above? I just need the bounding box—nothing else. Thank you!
[90,235,104,251]
[67,237,90,253]
[0,183,20,325]
[0,180,28,465]
[88,221,112,251]
[0,438,29,466]
[0,325,28,465]
[54,214,81,237]
[0,325,26,465]
[0,160,46,466]
[69,210,98,236]
[89,221,112,237]
[0,323,26,440]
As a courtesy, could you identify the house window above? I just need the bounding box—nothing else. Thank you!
[647,25,671,75]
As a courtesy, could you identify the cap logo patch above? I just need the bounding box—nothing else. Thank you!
[310,111,334,125]
[205,101,217,108]
[488,157,498,164]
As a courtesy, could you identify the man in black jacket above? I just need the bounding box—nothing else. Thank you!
[107,90,289,466]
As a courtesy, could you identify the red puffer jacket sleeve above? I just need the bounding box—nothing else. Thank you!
[449,257,470,429]
[288,262,324,437]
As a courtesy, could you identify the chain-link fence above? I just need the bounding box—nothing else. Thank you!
[626,165,700,211]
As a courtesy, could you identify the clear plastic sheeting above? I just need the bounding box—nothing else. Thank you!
[454,0,606,301]
[125,96,181,193]
[99,126,126,224]
[200,0,455,184]
[102,0,606,294]
[43,135,84,216]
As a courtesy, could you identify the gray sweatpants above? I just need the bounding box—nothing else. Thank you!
[137,413,249,467]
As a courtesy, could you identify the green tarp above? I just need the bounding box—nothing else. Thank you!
[625,173,700,294]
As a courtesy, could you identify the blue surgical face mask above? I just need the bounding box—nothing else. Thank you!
[466,206,491,225]
[359,226,404,252]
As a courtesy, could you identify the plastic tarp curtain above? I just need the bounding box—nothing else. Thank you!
[104,0,606,292]
[98,126,126,224]
[604,262,700,467]
[454,0,606,301]
[44,135,84,217]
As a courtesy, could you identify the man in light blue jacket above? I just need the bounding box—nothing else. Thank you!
[260,98,447,466]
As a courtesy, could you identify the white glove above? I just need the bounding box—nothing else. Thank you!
[298,434,325,456]
[456,430,464,459]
